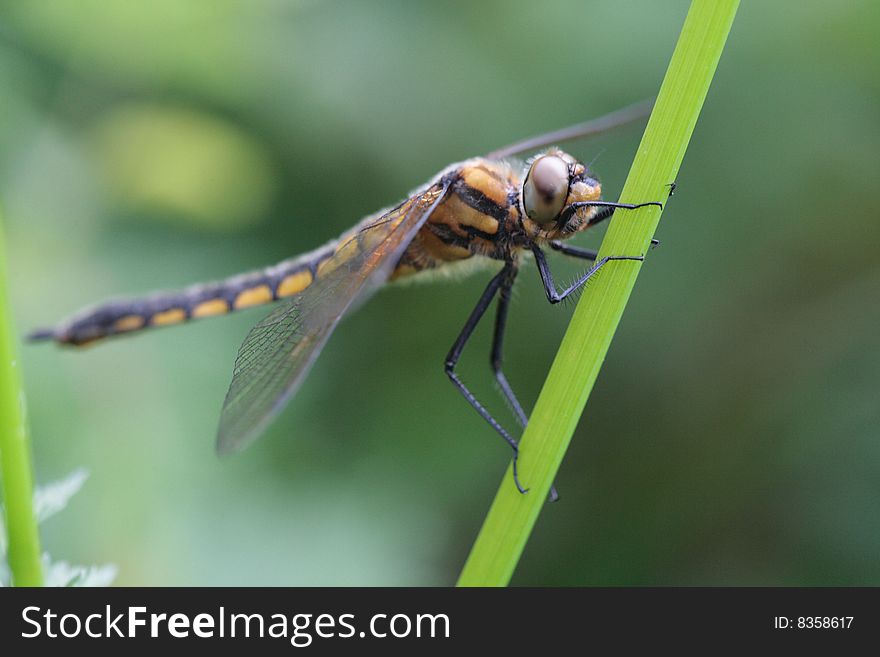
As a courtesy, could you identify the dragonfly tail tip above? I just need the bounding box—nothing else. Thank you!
[215,434,237,457]
[26,327,57,343]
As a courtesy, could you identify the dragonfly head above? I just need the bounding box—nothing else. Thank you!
[520,148,602,242]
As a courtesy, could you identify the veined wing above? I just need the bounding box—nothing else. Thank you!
[216,182,449,454]
[485,98,653,159]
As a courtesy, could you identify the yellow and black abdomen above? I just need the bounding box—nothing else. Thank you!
[29,248,331,347]
[31,159,520,346]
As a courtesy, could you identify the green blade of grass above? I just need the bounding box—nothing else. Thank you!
[0,207,43,586]
[458,0,739,587]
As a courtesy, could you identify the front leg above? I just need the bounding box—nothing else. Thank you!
[532,245,644,304]
[549,239,659,261]
[548,241,598,261]
[560,200,663,227]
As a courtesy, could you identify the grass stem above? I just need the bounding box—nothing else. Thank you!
[458,0,740,587]
[0,207,43,586]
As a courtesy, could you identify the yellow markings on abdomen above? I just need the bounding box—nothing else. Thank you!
[233,284,273,309]
[276,270,313,297]
[192,298,229,318]
[113,315,146,332]
[316,237,358,278]
[151,308,187,326]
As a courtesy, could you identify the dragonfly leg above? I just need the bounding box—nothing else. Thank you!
[488,264,561,501]
[491,267,560,502]
[549,239,659,260]
[532,245,645,304]
[586,204,616,228]
[560,199,662,227]
[491,266,528,428]
[559,202,661,250]
[445,261,529,494]
[548,241,599,260]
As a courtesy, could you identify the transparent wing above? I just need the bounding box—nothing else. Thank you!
[485,98,653,159]
[216,182,449,454]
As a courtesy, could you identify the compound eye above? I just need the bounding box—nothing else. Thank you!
[523,155,569,224]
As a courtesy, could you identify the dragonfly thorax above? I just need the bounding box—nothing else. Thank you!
[391,149,605,280]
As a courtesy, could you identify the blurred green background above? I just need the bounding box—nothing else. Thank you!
[2,0,878,585]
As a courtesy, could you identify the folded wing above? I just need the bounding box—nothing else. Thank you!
[217,182,449,454]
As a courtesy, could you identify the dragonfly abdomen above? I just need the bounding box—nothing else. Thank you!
[29,248,332,347]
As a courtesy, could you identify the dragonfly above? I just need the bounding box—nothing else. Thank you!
[29,100,665,494]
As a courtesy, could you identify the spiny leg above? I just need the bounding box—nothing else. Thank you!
[532,202,657,498]
[445,261,529,494]
[543,200,662,299]
[532,245,644,304]
[531,243,645,502]
[549,240,658,261]
[586,205,616,228]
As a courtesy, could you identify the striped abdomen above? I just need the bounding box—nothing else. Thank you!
[32,158,520,347]
[29,246,334,347]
